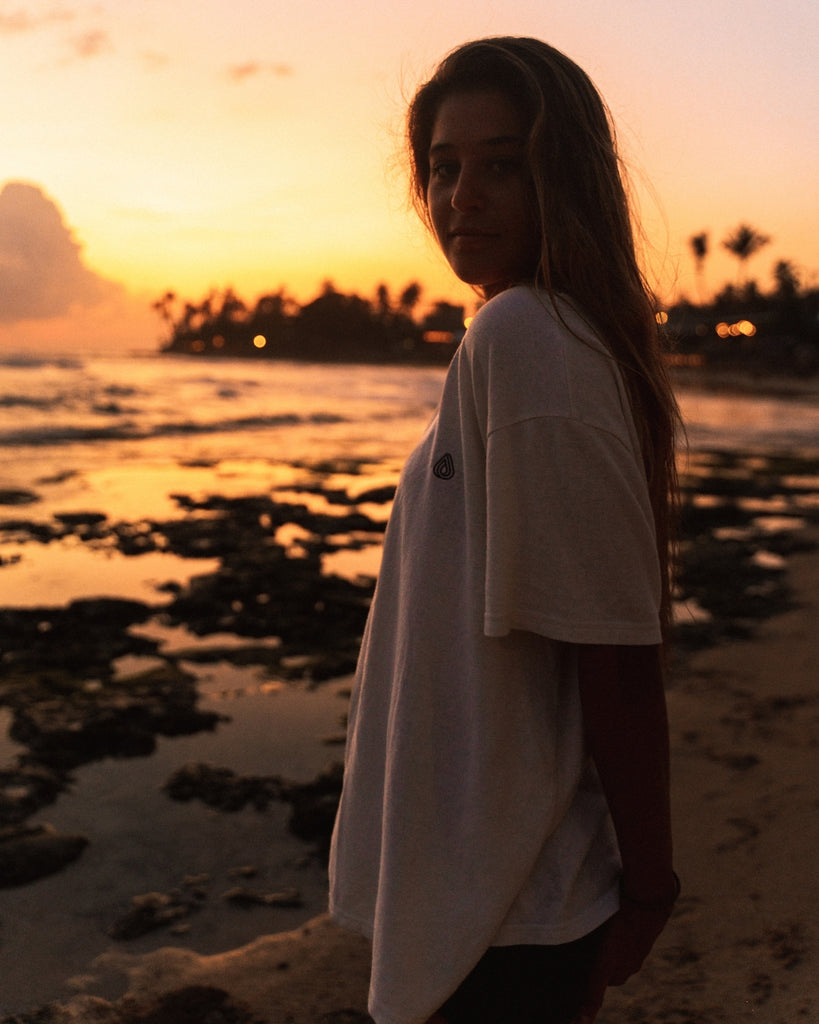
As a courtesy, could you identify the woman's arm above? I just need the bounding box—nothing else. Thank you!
[573,642,679,1024]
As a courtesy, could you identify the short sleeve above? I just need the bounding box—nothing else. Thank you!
[483,415,662,645]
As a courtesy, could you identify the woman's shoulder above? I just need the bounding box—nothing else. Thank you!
[465,286,605,363]
[461,286,631,434]
[470,285,552,330]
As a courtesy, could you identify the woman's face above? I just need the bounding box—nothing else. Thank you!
[426,89,540,295]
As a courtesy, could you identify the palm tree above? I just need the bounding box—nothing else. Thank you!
[398,282,422,317]
[689,233,708,303]
[375,283,391,317]
[721,224,771,284]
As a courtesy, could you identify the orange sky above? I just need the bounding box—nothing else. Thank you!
[0,0,816,352]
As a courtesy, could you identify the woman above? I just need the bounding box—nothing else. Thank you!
[329,37,681,1024]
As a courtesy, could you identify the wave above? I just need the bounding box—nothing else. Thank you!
[0,353,83,371]
[0,393,61,410]
[0,411,348,448]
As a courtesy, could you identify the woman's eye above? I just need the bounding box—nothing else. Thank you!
[430,162,457,181]
[489,158,521,176]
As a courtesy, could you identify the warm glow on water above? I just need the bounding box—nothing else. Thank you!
[2,357,818,614]
[676,389,819,449]
[0,541,222,608]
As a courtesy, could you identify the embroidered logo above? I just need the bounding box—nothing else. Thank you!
[433,453,455,480]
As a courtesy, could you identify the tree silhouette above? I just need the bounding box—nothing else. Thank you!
[773,259,800,301]
[721,224,771,284]
[398,282,422,316]
[152,280,460,363]
[689,233,708,303]
[375,283,391,317]
[151,291,177,342]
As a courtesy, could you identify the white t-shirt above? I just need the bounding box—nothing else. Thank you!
[329,286,662,1024]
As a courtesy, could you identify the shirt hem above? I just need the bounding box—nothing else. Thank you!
[490,886,620,947]
[484,612,662,646]
[329,906,374,942]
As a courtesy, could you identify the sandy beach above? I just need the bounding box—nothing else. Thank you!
[4,527,815,1024]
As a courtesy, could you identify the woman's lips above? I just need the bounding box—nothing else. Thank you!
[449,230,498,250]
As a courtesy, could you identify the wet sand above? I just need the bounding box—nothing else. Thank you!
[1,448,818,1022]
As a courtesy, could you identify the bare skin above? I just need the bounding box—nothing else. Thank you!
[572,642,676,1023]
[426,89,540,295]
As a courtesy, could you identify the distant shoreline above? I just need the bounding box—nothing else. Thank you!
[154,349,819,401]
[670,365,819,401]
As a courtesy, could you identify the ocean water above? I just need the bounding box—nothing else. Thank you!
[2,351,818,475]
[1,350,818,611]
[2,350,818,602]
[0,352,445,477]
[0,354,444,602]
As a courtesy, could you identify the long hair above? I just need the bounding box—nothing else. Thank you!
[407,37,681,640]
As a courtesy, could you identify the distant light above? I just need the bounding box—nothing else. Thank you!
[212,334,225,349]
[423,330,454,344]
[464,316,474,329]
[664,352,704,368]
[716,320,757,340]
[655,311,668,325]
[253,334,267,349]
[191,338,205,352]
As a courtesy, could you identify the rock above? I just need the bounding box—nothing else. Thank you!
[0,823,88,887]
[163,763,283,812]
[351,484,396,505]
[221,886,303,909]
[0,762,65,827]
[161,760,344,861]
[0,599,156,677]
[222,886,271,907]
[4,664,224,772]
[281,762,344,863]
[109,888,206,941]
[182,872,211,888]
[53,512,108,529]
[118,986,260,1024]
[262,887,304,908]
[0,987,261,1024]
[0,488,40,506]
[227,865,258,879]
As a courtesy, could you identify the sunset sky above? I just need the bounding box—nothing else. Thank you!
[0,0,816,352]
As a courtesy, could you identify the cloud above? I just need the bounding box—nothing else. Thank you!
[226,61,293,82]
[0,7,74,34]
[69,28,112,58]
[0,181,121,323]
[0,9,32,32]
[0,7,112,63]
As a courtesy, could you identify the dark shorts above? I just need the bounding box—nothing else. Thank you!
[438,925,604,1024]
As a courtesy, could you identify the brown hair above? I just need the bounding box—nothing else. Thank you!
[408,37,681,639]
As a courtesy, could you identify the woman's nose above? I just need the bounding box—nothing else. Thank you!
[451,168,484,212]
